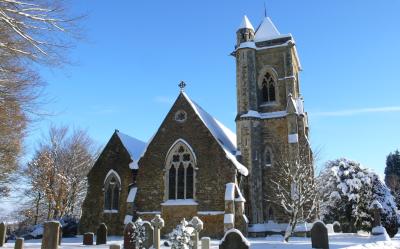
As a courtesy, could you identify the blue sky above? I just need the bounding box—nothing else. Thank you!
[32,0,400,178]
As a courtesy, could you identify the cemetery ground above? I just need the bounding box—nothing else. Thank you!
[2,233,400,249]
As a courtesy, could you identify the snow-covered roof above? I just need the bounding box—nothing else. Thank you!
[225,183,235,201]
[116,131,146,169]
[241,110,288,119]
[182,93,248,176]
[254,17,281,42]
[238,15,254,31]
[224,214,234,224]
[126,187,137,202]
[124,215,133,225]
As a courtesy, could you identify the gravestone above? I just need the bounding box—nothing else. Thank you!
[219,229,249,249]
[370,201,387,236]
[311,221,329,249]
[83,232,94,245]
[41,221,60,249]
[142,221,153,249]
[0,222,6,247]
[109,244,120,249]
[96,223,108,245]
[332,222,341,233]
[151,215,165,249]
[201,237,210,249]
[190,217,204,249]
[123,222,135,249]
[14,238,24,249]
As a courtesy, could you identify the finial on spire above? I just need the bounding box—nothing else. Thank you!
[264,2,267,17]
[178,80,187,92]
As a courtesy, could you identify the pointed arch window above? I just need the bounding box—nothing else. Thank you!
[261,72,276,103]
[165,140,196,200]
[264,147,273,167]
[104,170,121,212]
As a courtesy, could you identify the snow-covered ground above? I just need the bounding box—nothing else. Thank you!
[3,233,400,249]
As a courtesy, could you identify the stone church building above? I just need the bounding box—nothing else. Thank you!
[80,15,312,238]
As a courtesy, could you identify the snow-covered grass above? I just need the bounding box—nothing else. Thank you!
[3,233,400,249]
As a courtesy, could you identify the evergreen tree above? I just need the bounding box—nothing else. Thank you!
[385,150,400,209]
[319,158,399,236]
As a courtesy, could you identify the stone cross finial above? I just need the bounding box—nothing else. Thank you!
[178,81,186,92]
[151,215,165,229]
[190,216,204,232]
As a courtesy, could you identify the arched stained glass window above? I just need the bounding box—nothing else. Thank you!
[104,170,121,211]
[186,164,194,199]
[177,163,185,199]
[168,166,176,199]
[165,139,196,200]
[265,147,273,167]
[261,72,277,103]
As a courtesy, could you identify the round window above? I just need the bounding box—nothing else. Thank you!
[174,110,187,123]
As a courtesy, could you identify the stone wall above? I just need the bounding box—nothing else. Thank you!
[79,132,133,235]
[135,94,239,236]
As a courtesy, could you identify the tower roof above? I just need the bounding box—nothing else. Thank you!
[238,15,254,31]
[254,17,281,42]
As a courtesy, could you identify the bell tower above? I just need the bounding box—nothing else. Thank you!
[234,15,312,227]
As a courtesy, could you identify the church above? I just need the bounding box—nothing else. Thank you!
[79,14,312,238]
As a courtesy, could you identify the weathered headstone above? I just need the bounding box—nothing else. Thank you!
[370,200,383,233]
[14,238,24,249]
[0,222,6,247]
[41,221,60,249]
[201,237,210,249]
[123,222,135,249]
[311,221,329,249]
[96,223,108,245]
[332,222,341,233]
[190,216,204,249]
[219,229,250,249]
[151,215,165,249]
[109,244,120,249]
[83,232,94,245]
[142,221,153,249]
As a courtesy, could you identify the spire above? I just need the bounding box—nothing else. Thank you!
[254,16,280,42]
[238,15,254,31]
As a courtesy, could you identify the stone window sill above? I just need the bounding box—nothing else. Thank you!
[161,199,198,206]
[104,209,118,213]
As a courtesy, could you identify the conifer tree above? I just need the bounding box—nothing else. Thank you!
[384,150,400,209]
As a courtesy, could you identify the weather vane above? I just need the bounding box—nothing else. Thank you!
[178,80,186,92]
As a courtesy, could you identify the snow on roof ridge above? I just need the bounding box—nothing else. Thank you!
[238,15,254,31]
[182,92,248,176]
[254,17,281,42]
[116,131,146,167]
[130,132,156,169]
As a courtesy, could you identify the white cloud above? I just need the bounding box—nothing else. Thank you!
[153,96,174,104]
[310,106,400,117]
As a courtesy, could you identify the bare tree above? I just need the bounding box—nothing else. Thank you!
[266,145,318,242]
[0,0,81,197]
[23,125,97,222]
